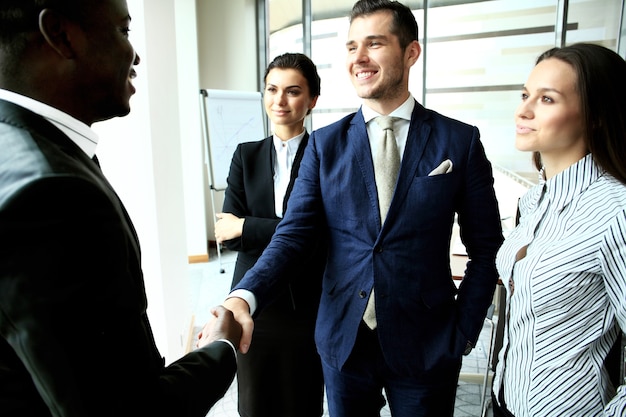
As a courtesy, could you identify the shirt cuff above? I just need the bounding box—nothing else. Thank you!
[216,338,237,359]
[227,289,257,316]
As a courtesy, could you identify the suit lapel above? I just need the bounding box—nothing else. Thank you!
[260,136,278,215]
[347,110,383,228]
[348,102,433,230]
[90,159,142,261]
[389,102,432,216]
[0,100,142,262]
[283,132,309,213]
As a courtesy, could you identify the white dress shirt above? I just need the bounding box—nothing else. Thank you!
[493,154,626,416]
[361,94,415,162]
[273,130,305,218]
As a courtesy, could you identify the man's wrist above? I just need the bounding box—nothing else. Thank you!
[226,289,256,315]
[217,338,237,358]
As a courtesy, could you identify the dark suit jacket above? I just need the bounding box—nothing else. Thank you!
[235,102,503,376]
[0,100,236,417]
[222,134,325,320]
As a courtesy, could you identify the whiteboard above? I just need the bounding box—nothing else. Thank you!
[199,89,266,190]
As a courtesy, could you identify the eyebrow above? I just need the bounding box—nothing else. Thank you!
[266,84,303,90]
[345,34,388,47]
[523,86,563,95]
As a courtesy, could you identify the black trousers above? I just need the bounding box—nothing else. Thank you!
[236,310,323,417]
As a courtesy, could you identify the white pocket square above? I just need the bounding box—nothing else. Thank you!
[428,159,453,176]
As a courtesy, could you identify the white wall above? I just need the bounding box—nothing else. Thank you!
[177,1,209,263]
[91,0,258,362]
[196,0,259,91]
[196,0,260,239]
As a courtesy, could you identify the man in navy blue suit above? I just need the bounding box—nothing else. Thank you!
[221,0,503,415]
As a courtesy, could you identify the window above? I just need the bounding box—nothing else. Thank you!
[266,0,625,178]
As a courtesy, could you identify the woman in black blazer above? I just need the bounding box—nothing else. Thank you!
[215,53,326,417]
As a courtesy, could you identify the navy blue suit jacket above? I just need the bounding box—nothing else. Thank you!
[235,101,503,376]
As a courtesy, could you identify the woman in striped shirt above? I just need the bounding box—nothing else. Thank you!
[492,43,626,416]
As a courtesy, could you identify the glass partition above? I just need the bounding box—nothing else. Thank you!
[266,0,623,180]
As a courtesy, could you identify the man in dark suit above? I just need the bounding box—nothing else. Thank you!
[222,0,503,416]
[0,1,241,416]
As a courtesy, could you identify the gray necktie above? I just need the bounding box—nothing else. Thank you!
[363,115,400,329]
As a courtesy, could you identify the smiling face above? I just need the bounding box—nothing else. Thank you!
[75,0,140,124]
[263,68,318,139]
[345,10,420,114]
[515,57,587,176]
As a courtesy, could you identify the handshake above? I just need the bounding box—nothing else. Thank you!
[195,305,243,350]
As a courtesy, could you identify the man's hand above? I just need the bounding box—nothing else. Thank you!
[196,305,242,350]
[222,297,254,354]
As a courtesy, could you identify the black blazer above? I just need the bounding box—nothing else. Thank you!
[222,134,326,320]
[0,100,236,417]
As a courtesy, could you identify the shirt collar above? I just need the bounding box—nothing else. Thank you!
[272,129,306,155]
[361,94,415,124]
[540,153,603,212]
[0,89,99,158]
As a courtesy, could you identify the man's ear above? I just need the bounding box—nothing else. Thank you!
[38,8,76,59]
[405,40,421,67]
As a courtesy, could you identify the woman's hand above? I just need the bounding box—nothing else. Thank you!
[215,212,245,243]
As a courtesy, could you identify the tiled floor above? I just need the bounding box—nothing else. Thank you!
[189,248,497,417]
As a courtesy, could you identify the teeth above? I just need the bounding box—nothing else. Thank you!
[357,72,374,79]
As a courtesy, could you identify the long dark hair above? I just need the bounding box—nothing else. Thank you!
[532,43,626,184]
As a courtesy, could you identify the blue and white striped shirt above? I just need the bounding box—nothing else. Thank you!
[493,154,626,416]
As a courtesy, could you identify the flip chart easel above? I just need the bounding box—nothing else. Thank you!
[199,89,266,272]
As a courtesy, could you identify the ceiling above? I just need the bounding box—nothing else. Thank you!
[267,0,485,33]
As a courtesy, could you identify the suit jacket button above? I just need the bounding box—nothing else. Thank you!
[359,290,367,298]
[374,245,383,253]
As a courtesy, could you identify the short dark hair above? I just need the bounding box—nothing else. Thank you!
[349,0,419,50]
[0,0,90,42]
[264,52,321,98]
[0,0,92,76]
[531,43,626,184]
